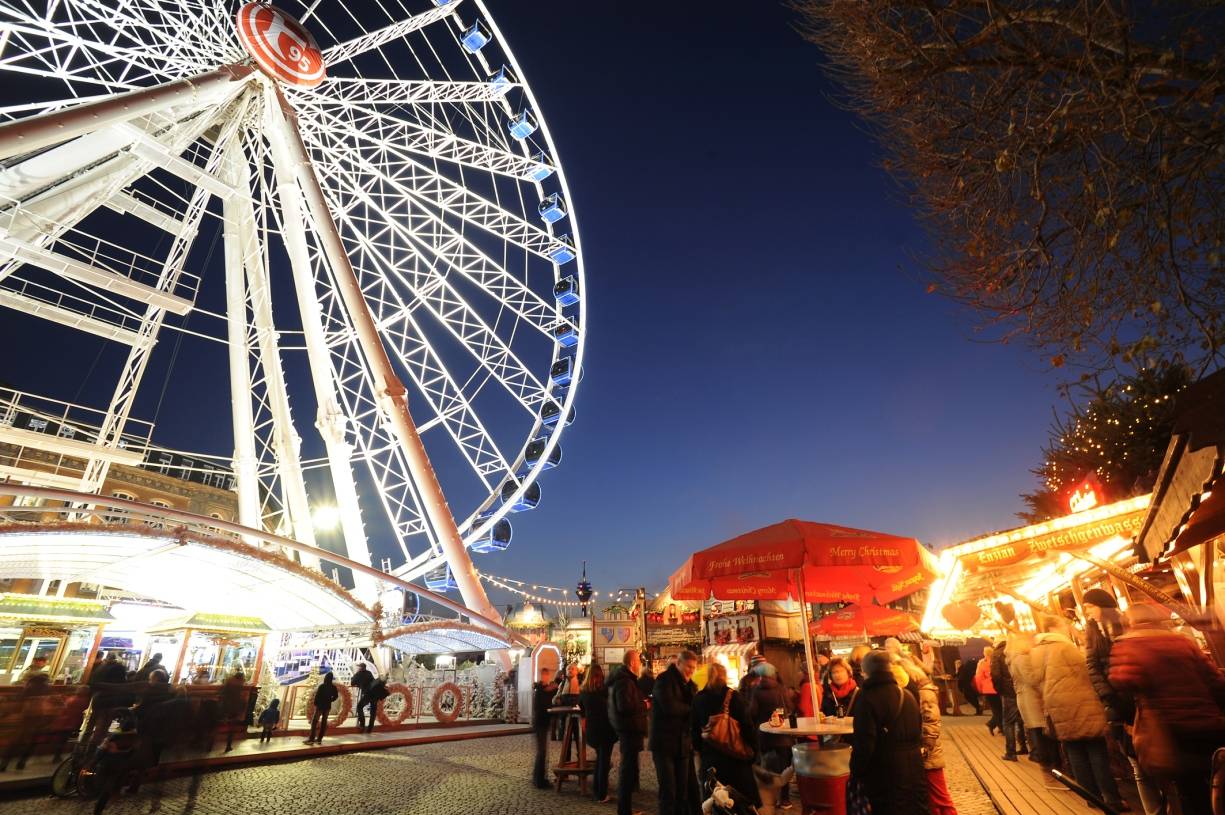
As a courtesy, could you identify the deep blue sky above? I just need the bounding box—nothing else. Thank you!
[478,0,1060,601]
[0,1,1067,608]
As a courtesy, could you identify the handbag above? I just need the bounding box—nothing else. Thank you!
[702,689,754,760]
[1132,700,1180,780]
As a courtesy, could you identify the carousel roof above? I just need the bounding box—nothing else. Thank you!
[380,620,510,654]
[0,524,372,630]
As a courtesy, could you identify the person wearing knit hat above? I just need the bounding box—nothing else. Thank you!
[1082,588,1118,610]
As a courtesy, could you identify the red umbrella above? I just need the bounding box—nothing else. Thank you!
[669,519,935,604]
[810,604,920,638]
[669,519,936,717]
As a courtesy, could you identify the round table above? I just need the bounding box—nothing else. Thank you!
[759,717,853,738]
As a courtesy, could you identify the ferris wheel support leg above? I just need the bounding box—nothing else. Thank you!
[222,149,265,541]
[263,99,379,602]
[226,141,323,570]
[0,65,256,162]
[265,87,506,659]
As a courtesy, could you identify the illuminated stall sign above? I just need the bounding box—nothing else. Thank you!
[959,510,1146,572]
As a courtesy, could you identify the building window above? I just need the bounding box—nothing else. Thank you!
[148,499,171,530]
[104,491,137,525]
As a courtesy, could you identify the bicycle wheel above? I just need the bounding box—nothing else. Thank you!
[49,757,79,798]
[76,767,102,800]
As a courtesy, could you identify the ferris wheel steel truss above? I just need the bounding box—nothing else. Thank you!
[0,0,587,624]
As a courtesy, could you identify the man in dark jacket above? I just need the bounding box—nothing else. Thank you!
[305,672,338,745]
[851,650,931,815]
[360,677,390,734]
[651,650,699,815]
[990,639,1027,760]
[532,665,559,789]
[133,653,162,682]
[609,649,649,815]
[349,662,374,729]
[956,656,981,714]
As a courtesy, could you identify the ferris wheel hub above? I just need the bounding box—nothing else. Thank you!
[235,3,325,88]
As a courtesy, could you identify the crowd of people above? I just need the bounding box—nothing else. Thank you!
[956,591,1225,815]
[529,642,961,815]
[528,595,1225,815]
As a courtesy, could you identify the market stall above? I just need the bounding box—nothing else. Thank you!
[145,612,270,683]
[921,493,1151,638]
[0,593,112,684]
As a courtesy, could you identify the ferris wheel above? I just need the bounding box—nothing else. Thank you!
[0,0,586,624]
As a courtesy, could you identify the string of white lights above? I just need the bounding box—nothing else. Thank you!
[475,570,641,607]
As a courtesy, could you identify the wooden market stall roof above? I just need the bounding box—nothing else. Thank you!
[1136,368,1225,562]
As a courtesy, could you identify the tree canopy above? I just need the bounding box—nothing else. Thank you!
[794,0,1224,374]
[1018,362,1191,522]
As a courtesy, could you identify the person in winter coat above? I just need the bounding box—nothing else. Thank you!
[349,662,374,729]
[691,661,761,808]
[1082,590,1161,814]
[796,667,822,719]
[133,653,162,682]
[1109,603,1225,815]
[531,665,559,789]
[851,650,931,815]
[902,662,957,815]
[956,657,981,715]
[359,677,390,734]
[258,698,281,743]
[305,672,339,745]
[1029,616,1125,812]
[1006,634,1055,769]
[219,668,248,752]
[990,638,1027,760]
[651,650,700,815]
[580,663,616,804]
[976,647,1000,735]
[749,661,795,807]
[609,649,649,815]
[822,657,860,718]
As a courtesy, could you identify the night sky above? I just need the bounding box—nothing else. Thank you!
[0,1,1067,608]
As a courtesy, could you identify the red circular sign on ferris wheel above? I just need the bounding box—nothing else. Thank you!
[236,3,325,88]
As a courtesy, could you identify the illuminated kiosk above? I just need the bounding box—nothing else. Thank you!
[0,593,113,684]
[922,493,1152,638]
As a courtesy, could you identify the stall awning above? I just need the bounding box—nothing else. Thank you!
[702,642,758,659]
[0,524,371,630]
[0,592,113,625]
[380,620,510,655]
[147,612,272,636]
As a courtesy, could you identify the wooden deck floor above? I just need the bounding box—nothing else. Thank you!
[945,718,1093,815]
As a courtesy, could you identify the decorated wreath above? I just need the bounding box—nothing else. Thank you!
[376,683,414,727]
[329,684,353,728]
[431,682,464,724]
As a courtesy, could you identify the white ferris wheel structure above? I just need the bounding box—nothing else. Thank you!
[0,0,586,626]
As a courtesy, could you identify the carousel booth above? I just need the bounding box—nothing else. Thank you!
[0,593,112,685]
[144,612,269,684]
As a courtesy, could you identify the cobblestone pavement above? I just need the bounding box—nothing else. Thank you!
[942,716,1003,815]
[0,735,656,815]
[0,724,1000,815]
